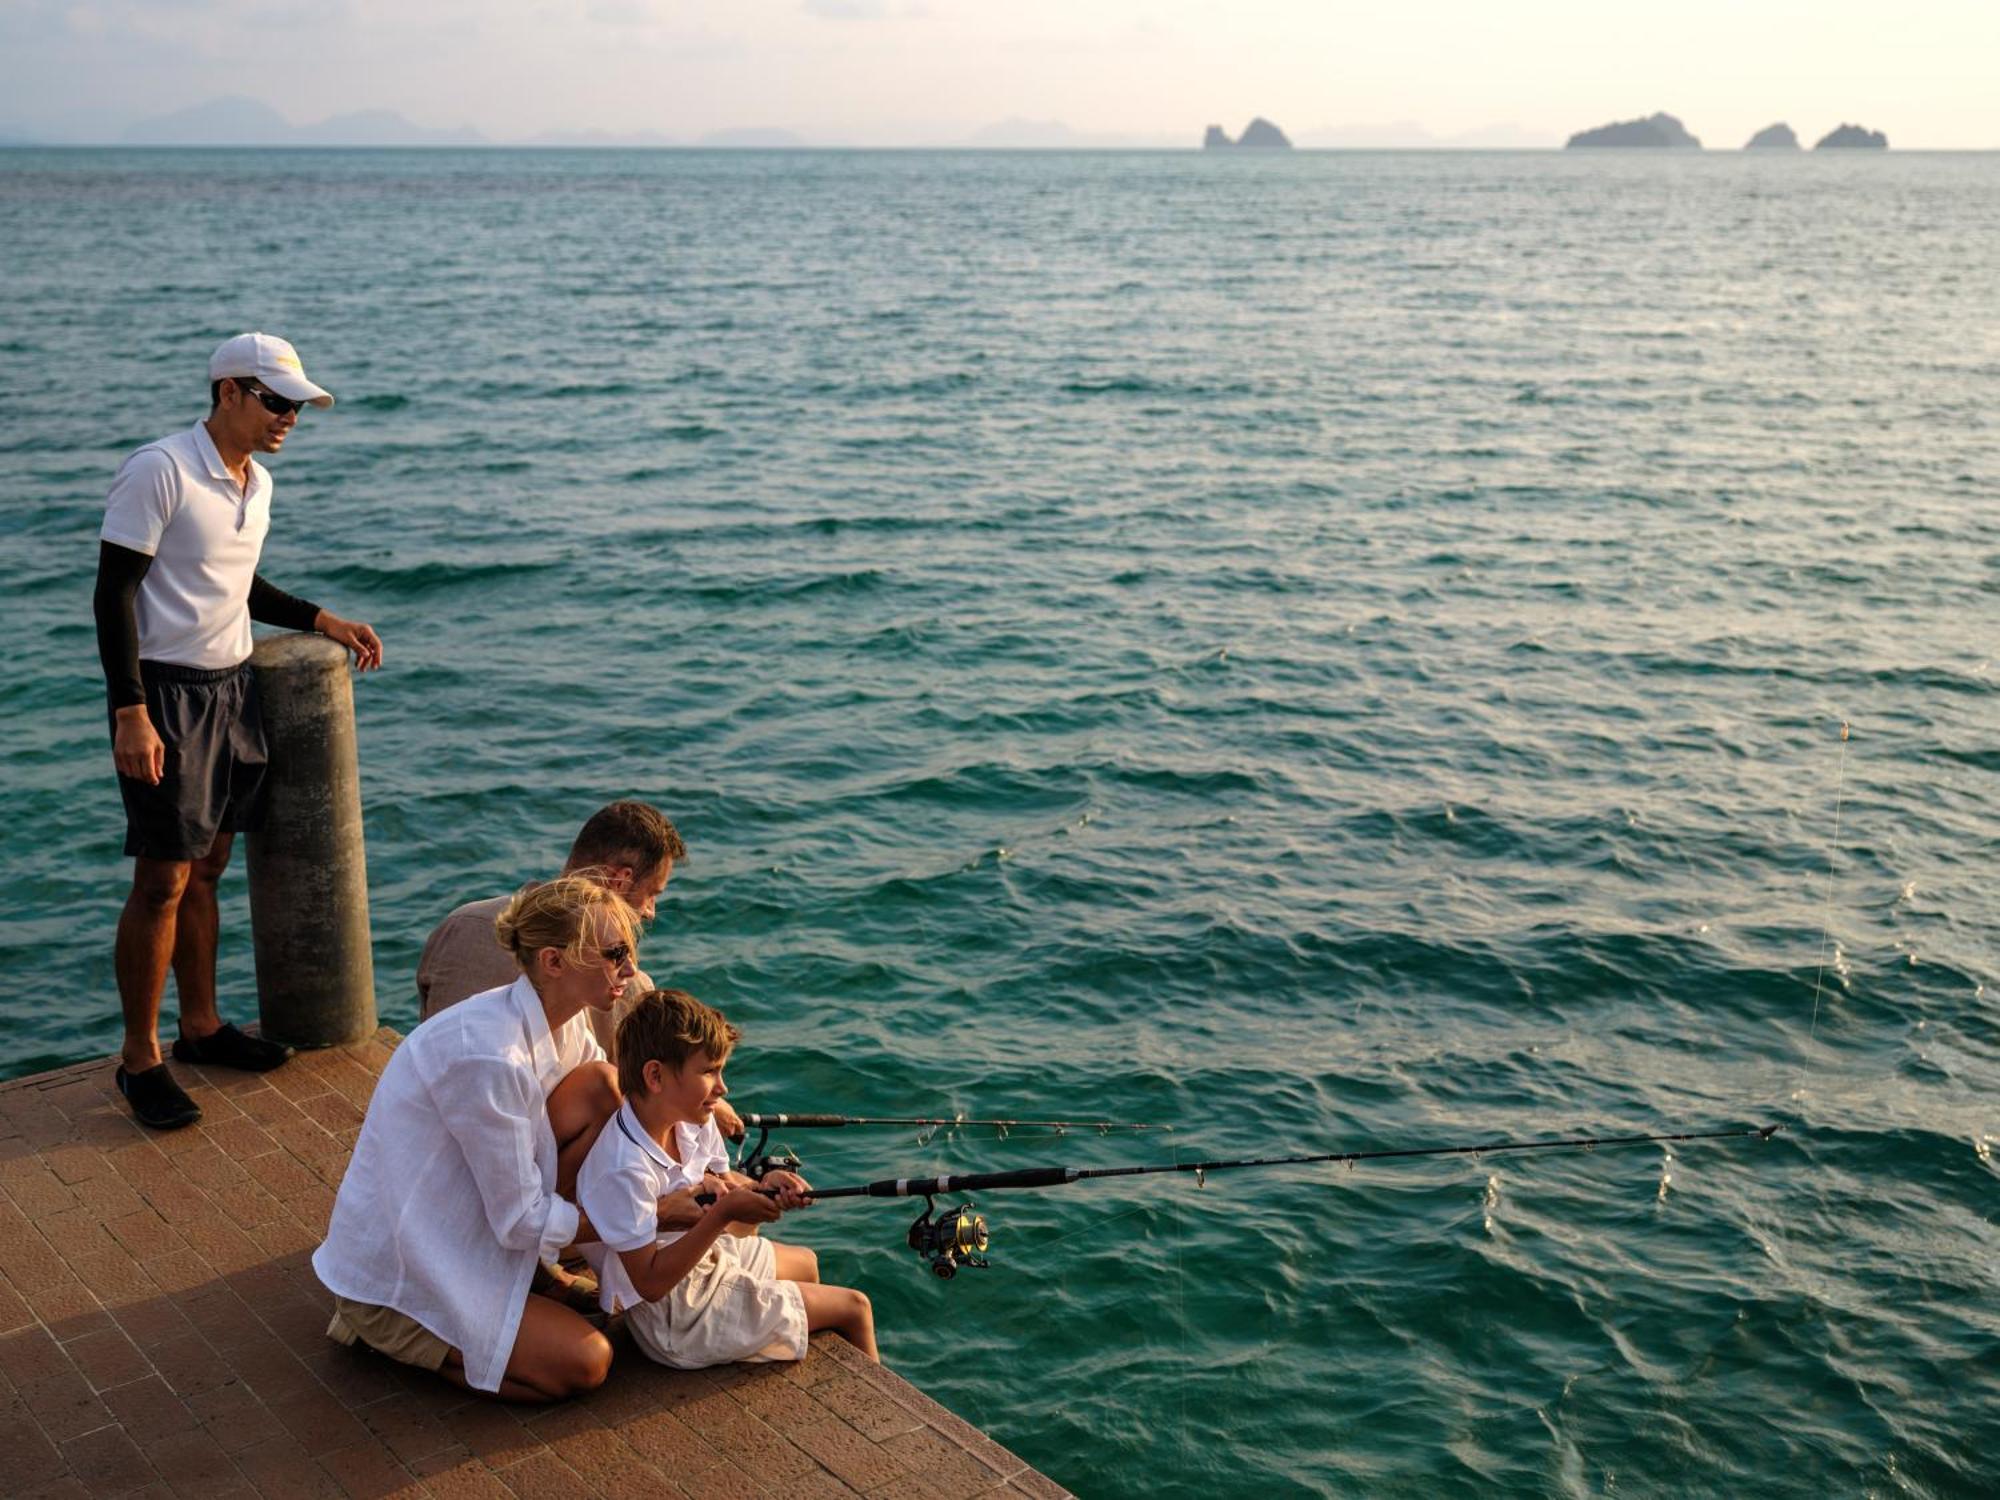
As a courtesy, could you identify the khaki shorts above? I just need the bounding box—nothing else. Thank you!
[625,1233,808,1370]
[326,1294,452,1372]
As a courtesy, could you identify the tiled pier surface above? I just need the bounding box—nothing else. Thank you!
[0,1032,1072,1499]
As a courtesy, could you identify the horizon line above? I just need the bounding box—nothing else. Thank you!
[6,142,1996,152]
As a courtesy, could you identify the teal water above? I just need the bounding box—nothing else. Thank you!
[2,149,1997,1497]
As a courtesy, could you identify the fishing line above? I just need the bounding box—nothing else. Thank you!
[1172,1136,1191,1481]
[722,728,1839,1277]
[711,1123,1780,1278]
[805,1123,1777,1201]
[1027,1200,1156,1251]
[1794,720,1851,1105]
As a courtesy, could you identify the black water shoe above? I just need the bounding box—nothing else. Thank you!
[172,1022,293,1073]
[116,1063,202,1131]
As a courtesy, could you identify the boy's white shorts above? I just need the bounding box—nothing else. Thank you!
[625,1234,809,1369]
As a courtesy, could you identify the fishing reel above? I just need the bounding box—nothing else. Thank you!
[907,1197,989,1279]
[736,1124,804,1183]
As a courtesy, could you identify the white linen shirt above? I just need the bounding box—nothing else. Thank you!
[576,1101,730,1315]
[99,422,272,668]
[312,976,606,1393]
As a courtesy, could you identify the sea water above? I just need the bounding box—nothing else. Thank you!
[1,148,1996,1497]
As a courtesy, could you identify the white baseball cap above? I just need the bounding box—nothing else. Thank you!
[208,332,334,408]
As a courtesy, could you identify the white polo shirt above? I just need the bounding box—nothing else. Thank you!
[99,422,272,669]
[576,1102,730,1315]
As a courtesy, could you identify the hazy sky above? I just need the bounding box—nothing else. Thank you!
[4,0,1997,146]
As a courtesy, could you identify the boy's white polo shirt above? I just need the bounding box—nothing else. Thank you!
[577,1102,730,1315]
[100,422,273,669]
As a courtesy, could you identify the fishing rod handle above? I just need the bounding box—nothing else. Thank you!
[739,1113,848,1129]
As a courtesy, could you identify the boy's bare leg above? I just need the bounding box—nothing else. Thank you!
[771,1243,819,1283]
[549,1061,620,1199]
[434,1296,612,1402]
[797,1283,877,1361]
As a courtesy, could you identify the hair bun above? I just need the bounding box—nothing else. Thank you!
[492,875,634,980]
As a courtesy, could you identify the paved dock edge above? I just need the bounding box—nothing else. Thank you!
[0,1032,1073,1498]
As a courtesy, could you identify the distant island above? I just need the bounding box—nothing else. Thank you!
[1745,123,1800,149]
[1566,112,1701,148]
[0,93,1904,153]
[529,128,678,149]
[1562,113,1894,152]
[1203,118,1292,149]
[1815,123,1888,149]
[696,127,809,149]
[104,96,819,148]
[122,96,481,147]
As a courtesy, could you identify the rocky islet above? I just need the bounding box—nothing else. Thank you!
[1566,112,1702,148]
[1815,122,1889,148]
[1203,117,1293,149]
[1745,122,1801,149]
[1565,112,1887,150]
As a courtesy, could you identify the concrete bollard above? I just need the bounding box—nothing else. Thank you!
[244,633,377,1047]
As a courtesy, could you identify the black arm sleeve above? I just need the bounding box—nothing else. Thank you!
[247,574,323,632]
[93,541,153,710]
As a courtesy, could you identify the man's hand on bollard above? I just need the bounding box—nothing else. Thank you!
[313,610,383,671]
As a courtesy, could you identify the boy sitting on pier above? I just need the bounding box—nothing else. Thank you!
[577,989,879,1366]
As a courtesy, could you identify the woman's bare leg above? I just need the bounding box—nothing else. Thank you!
[436,1349,564,1405]
[434,1294,612,1402]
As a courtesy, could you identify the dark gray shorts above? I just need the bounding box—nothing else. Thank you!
[113,661,268,862]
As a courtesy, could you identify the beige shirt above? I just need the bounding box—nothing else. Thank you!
[415,893,651,1059]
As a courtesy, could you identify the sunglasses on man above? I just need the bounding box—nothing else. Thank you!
[236,379,305,417]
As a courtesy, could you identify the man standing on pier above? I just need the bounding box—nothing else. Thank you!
[94,333,383,1130]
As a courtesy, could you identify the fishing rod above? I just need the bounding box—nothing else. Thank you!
[718,1122,1782,1279]
[731,1111,1170,1182]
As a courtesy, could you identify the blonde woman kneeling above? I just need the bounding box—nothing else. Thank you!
[312,875,632,1400]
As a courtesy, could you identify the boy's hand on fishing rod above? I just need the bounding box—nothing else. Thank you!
[761,1168,812,1210]
[689,1173,744,1210]
[656,1188,705,1230]
[715,1185,784,1224]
